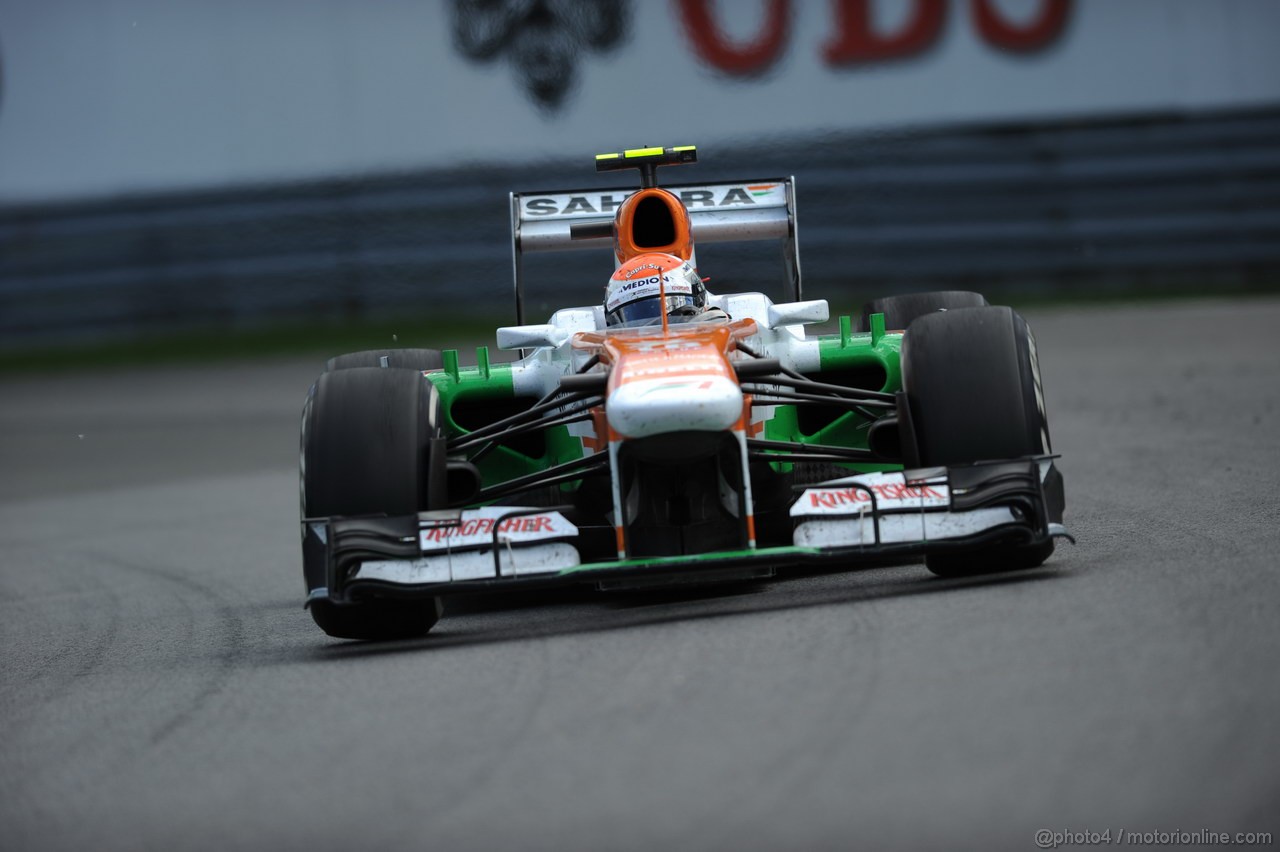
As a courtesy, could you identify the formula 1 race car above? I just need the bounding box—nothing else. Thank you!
[299,145,1069,640]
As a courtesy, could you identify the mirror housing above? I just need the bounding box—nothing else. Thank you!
[495,324,571,350]
[766,300,829,328]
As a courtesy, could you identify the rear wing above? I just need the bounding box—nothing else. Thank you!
[509,177,802,324]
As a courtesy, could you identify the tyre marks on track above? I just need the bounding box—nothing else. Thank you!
[0,557,123,738]
[0,547,249,808]
[89,552,249,747]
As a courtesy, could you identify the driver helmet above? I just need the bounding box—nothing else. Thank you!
[604,252,706,327]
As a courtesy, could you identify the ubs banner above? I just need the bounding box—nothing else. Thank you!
[1,0,1278,203]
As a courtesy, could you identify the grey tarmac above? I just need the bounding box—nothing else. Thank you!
[2,298,1278,851]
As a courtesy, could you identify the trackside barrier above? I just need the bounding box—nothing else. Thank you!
[2,107,1279,345]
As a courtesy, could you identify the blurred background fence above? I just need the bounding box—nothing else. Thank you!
[4,105,1277,346]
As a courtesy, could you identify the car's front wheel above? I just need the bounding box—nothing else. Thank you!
[324,348,443,372]
[300,366,445,639]
[901,305,1060,577]
[857,290,988,332]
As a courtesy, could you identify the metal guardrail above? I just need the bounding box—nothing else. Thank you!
[2,107,1278,345]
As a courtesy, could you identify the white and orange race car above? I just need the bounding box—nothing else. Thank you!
[299,146,1069,640]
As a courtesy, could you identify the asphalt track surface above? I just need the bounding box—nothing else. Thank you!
[2,298,1278,851]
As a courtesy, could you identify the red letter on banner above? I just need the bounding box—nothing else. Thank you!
[972,0,1071,52]
[675,0,791,75]
[823,0,946,65]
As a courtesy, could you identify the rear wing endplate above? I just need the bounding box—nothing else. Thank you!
[509,177,801,324]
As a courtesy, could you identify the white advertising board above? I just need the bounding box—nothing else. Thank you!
[1,0,1278,202]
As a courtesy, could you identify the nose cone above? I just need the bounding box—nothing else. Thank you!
[607,375,742,439]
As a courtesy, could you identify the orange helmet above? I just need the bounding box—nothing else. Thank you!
[613,188,694,264]
[604,253,706,327]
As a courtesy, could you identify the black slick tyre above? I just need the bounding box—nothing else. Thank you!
[901,305,1056,577]
[325,348,443,372]
[301,366,445,639]
[857,290,988,332]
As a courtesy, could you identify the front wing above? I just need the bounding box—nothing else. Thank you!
[305,458,1069,606]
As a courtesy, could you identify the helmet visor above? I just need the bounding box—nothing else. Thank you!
[608,293,701,327]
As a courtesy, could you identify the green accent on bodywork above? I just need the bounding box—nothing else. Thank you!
[757,328,905,477]
[559,545,822,575]
[817,328,902,391]
[427,359,586,493]
[426,360,515,421]
[870,312,885,345]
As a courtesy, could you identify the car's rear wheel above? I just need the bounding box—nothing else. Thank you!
[857,290,988,332]
[301,366,445,639]
[901,305,1057,577]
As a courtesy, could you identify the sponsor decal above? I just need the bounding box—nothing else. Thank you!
[419,508,577,551]
[623,357,725,379]
[605,274,693,310]
[524,193,632,217]
[617,348,729,381]
[423,515,555,541]
[637,379,715,397]
[454,1,1068,109]
[521,184,784,219]
[791,472,950,517]
[806,483,947,509]
[677,187,756,208]
[622,264,664,280]
[623,337,705,353]
[676,0,1071,76]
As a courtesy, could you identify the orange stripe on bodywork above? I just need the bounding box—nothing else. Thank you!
[580,407,609,452]
[605,326,737,396]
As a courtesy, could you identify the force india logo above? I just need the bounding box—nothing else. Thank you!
[522,184,782,218]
